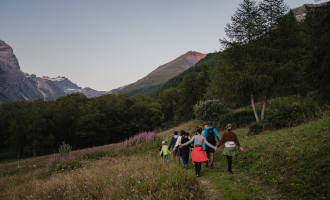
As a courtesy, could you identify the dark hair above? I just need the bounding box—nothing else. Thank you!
[197,128,202,134]
[185,132,189,136]
[180,130,185,136]
[174,131,178,135]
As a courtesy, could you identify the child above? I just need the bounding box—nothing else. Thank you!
[180,132,190,169]
[160,141,171,163]
[159,141,165,162]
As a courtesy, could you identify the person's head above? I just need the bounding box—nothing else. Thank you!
[207,121,212,127]
[197,128,202,135]
[184,132,189,138]
[163,141,167,145]
[227,124,232,131]
[180,130,185,136]
[162,141,165,145]
[174,131,178,135]
[204,124,208,129]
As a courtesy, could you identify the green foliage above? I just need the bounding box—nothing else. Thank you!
[193,99,231,121]
[248,122,264,136]
[157,88,181,122]
[58,141,72,157]
[304,2,330,101]
[0,93,163,159]
[248,99,322,135]
[49,159,82,173]
[217,110,257,129]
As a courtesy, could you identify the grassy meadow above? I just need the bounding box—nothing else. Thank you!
[1,117,329,199]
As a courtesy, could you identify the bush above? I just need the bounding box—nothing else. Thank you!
[217,110,257,129]
[58,141,72,157]
[248,99,321,135]
[194,99,231,121]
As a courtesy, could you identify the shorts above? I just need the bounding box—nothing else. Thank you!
[205,142,216,154]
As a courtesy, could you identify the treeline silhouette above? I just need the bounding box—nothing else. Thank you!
[0,93,162,158]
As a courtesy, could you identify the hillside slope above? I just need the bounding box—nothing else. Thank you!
[107,51,206,96]
[150,52,218,99]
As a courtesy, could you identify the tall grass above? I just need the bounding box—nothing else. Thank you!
[1,131,206,199]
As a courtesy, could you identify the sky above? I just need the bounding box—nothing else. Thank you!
[0,0,316,91]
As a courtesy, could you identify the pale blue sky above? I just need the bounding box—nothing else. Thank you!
[0,0,315,91]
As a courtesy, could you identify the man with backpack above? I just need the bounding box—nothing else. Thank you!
[168,131,179,163]
[203,121,220,169]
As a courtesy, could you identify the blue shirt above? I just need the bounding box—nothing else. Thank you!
[202,126,221,150]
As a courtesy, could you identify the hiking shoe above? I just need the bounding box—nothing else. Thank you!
[197,174,200,177]
[228,170,233,174]
[205,165,209,168]
[210,164,213,169]
[185,164,188,170]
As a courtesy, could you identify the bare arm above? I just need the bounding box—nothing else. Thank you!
[182,136,195,146]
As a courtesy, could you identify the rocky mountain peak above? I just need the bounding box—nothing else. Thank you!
[180,51,207,62]
[0,40,13,58]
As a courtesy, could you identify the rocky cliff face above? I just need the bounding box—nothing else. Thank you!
[107,51,207,96]
[48,77,105,98]
[0,40,65,103]
[292,2,327,21]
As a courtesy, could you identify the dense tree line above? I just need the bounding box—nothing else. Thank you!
[0,93,162,158]
[156,0,330,125]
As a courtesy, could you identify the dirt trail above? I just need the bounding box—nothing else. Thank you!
[197,176,224,200]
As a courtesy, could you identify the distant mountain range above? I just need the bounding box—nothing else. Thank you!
[0,40,105,103]
[106,51,206,96]
[0,2,321,103]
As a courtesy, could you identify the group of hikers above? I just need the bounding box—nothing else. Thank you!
[159,121,244,177]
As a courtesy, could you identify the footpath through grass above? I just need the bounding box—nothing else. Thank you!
[199,118,330,200]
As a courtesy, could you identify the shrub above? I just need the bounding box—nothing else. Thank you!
[194,99,231,121]
[247,99,321,135]
[58,141,72,157]
[217,110,257,129]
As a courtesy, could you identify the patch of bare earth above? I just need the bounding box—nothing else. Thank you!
[197,177,223,200]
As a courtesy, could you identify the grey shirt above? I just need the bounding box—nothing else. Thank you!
[182,135,215,149]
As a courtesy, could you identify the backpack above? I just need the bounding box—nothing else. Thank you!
[206,128,216,143]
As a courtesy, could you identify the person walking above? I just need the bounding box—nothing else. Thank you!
[168,131,179,163]
[203,121,221,169]
[180,132,191,170]
[159,141,165,162]
[215,124,244,174]
[160,141,171,163]
[180,128,216,177]
[173,130,185,166]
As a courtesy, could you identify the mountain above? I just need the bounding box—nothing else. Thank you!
[46,76,106,98]
[150,52,219,99]
[292,2,327,21]
[107,51,207,96]
[0,40,65,103]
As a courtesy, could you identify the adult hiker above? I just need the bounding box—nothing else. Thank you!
[180,132,191,169]
[202,125,208,155]
[203,121,221,169]
[215,124,244,174]
[180,128,216,177]
[168,131,179,163]
[173,130,185,166]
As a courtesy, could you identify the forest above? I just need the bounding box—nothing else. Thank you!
[0,0,329,160]
[0,93,162,158]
